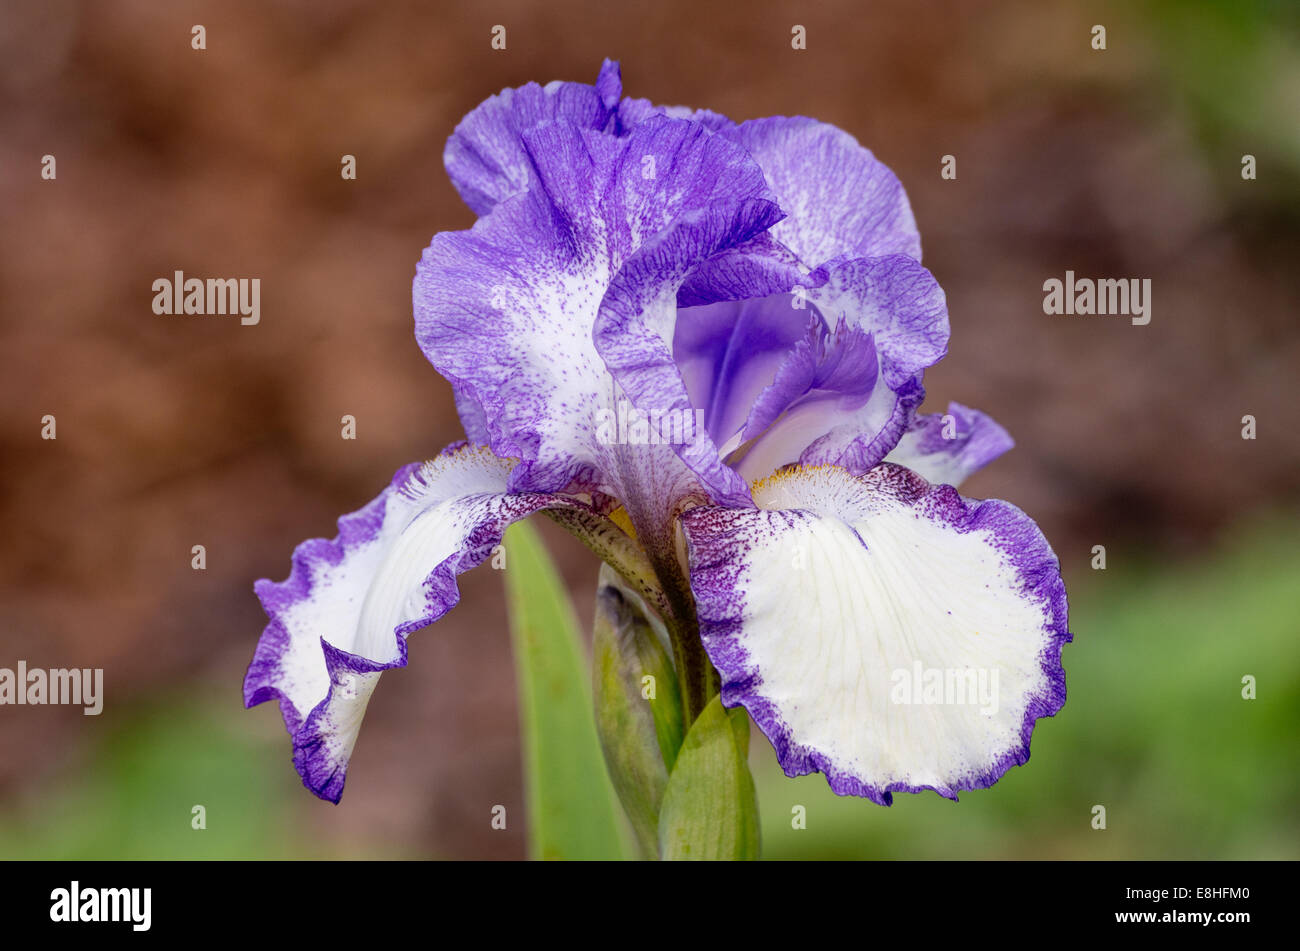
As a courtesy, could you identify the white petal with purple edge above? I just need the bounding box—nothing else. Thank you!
[244,445,579,802]
[681,463,1069,805]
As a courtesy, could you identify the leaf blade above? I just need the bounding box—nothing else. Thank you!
[504,520,630,860]
[657,695,761,860]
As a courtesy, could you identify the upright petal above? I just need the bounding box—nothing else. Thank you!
[681,463,1070,805]
[722,116,922,266]
[668,254,949,487]
[416,116,782,510]
[245,445,582,802]
[614,108,922,276]
[792,254,949,474]
[725,311,885,483]
[671,117,923,312]
[671,294,813,451]
[884,402,1014,488]
[676,232,806,310]
[639,120,938,496]
[612,96,734,136]
[443,59,624,215]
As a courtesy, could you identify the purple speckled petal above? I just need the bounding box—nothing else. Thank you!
[592,194,789,510]
[244,445,581,802]
[677,254,948,485]
[452,388,491,447]
[676,232,806,310]
[721,116,922,266]
[672,293,813,449]
[791,254,949,475]
[417,115,781,510]
[725,313,882,483]
[642,253,947,498]
[612,96,734,136]
[680,462,1070,805]
[741,316,878,440]
[676,118,922,311]
[884,402,1014,488]
[443,59,623,216]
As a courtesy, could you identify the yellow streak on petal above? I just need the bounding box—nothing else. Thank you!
[608,505,637,541]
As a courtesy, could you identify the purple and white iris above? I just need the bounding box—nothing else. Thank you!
[246,60,1070,806]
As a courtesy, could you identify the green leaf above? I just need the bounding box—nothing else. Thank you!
[592,565,684,858]
[657,695,761,860]
[504,520,630,860]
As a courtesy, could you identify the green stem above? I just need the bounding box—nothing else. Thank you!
[642,531,719,730]
[543,508,671,619]
[547,507,718,729]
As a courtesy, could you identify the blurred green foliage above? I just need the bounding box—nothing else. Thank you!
[504,521,630,860]
[0,693,332,859]
[1,515,1295,859]
[1139,0,1300,205]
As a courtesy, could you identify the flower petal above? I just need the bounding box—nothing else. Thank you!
[695,254,949,483]
[676,232,806,310]
[725,312,887,483]
[443,59,623,216]
[244,445,578,802]
[792,254,949,474]
[417,116,781,509]
[617,250,946,506]
[672,293,813,451]
[722,116,922,266]
[884,402,1014,488]
[676,118,922,310]
[680,462,1070,805]
[612,96,734,136]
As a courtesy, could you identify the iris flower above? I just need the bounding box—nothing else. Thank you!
[245,60,1070,810]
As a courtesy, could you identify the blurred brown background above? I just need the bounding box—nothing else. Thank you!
[1,0,1297,859]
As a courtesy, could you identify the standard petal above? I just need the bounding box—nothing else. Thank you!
[675,119,922,311]
[686,254,949,484]
[617,251,946,506]
[884,402,1014,488]
[245,445,577,802]
[676,232,806,310]
[680,463,1070,805]
[622,120,938,498]
[672,294,814,451]
[612,95,734,137]
[722,116,922,266]
[443,59,623,215]
[792,254,949,474]
[724,311,890,484]
[416,116,782,510]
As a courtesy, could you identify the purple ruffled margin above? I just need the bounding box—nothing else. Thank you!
[895,401,1014,482]
[681,462,1071,806]
[245,447,575,802]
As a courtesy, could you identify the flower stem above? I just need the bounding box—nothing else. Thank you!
[544,508,671,619]
[547,506,718,728]
[646,542,719,729]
